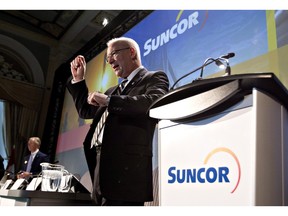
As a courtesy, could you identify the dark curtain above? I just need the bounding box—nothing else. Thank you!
[0,76,44,178]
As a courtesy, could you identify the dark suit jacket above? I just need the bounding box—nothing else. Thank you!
[22,151,49,176]
[67,68,169,202]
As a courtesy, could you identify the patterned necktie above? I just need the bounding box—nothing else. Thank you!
[91,108,108,147]
[90,79,128,148]
[117,79,128,95]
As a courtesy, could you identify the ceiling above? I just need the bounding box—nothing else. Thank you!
[0,10,153,59]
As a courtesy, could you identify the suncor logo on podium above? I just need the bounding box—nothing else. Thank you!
[167,147,241,193]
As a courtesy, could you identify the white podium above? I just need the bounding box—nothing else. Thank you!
[149,73,288,206]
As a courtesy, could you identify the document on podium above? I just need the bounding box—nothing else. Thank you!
[0,179,13,190]
[10,179,26,190]
[26,177,42,191]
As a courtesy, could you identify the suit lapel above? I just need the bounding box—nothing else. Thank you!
[110,85,119,95]
[121,68,147,95]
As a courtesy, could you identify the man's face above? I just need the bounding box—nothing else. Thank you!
[27,140,37,152]
[106,43,133,78]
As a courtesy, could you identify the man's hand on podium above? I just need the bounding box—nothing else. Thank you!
[17,171,32,179]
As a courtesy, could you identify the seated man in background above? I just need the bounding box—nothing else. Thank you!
[17,137,49,180]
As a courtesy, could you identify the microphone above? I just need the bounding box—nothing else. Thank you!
[170,63,208,90]
[201,53,235,78]
[220,52,235,59]
[199,57,216,79]
[170,52,235,90]
[218,54,234,76]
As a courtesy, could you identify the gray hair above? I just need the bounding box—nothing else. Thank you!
[107,37,141,64]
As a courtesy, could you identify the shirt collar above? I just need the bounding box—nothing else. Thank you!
[31,149,39,156]
[126,66,144,82]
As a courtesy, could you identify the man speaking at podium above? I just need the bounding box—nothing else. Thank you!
[67,37,169,206]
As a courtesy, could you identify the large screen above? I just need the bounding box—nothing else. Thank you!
[55,10,288,196]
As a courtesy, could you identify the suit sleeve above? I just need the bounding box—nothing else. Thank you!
[66,78,100,119]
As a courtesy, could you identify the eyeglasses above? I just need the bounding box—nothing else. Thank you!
[106,47,130,63]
